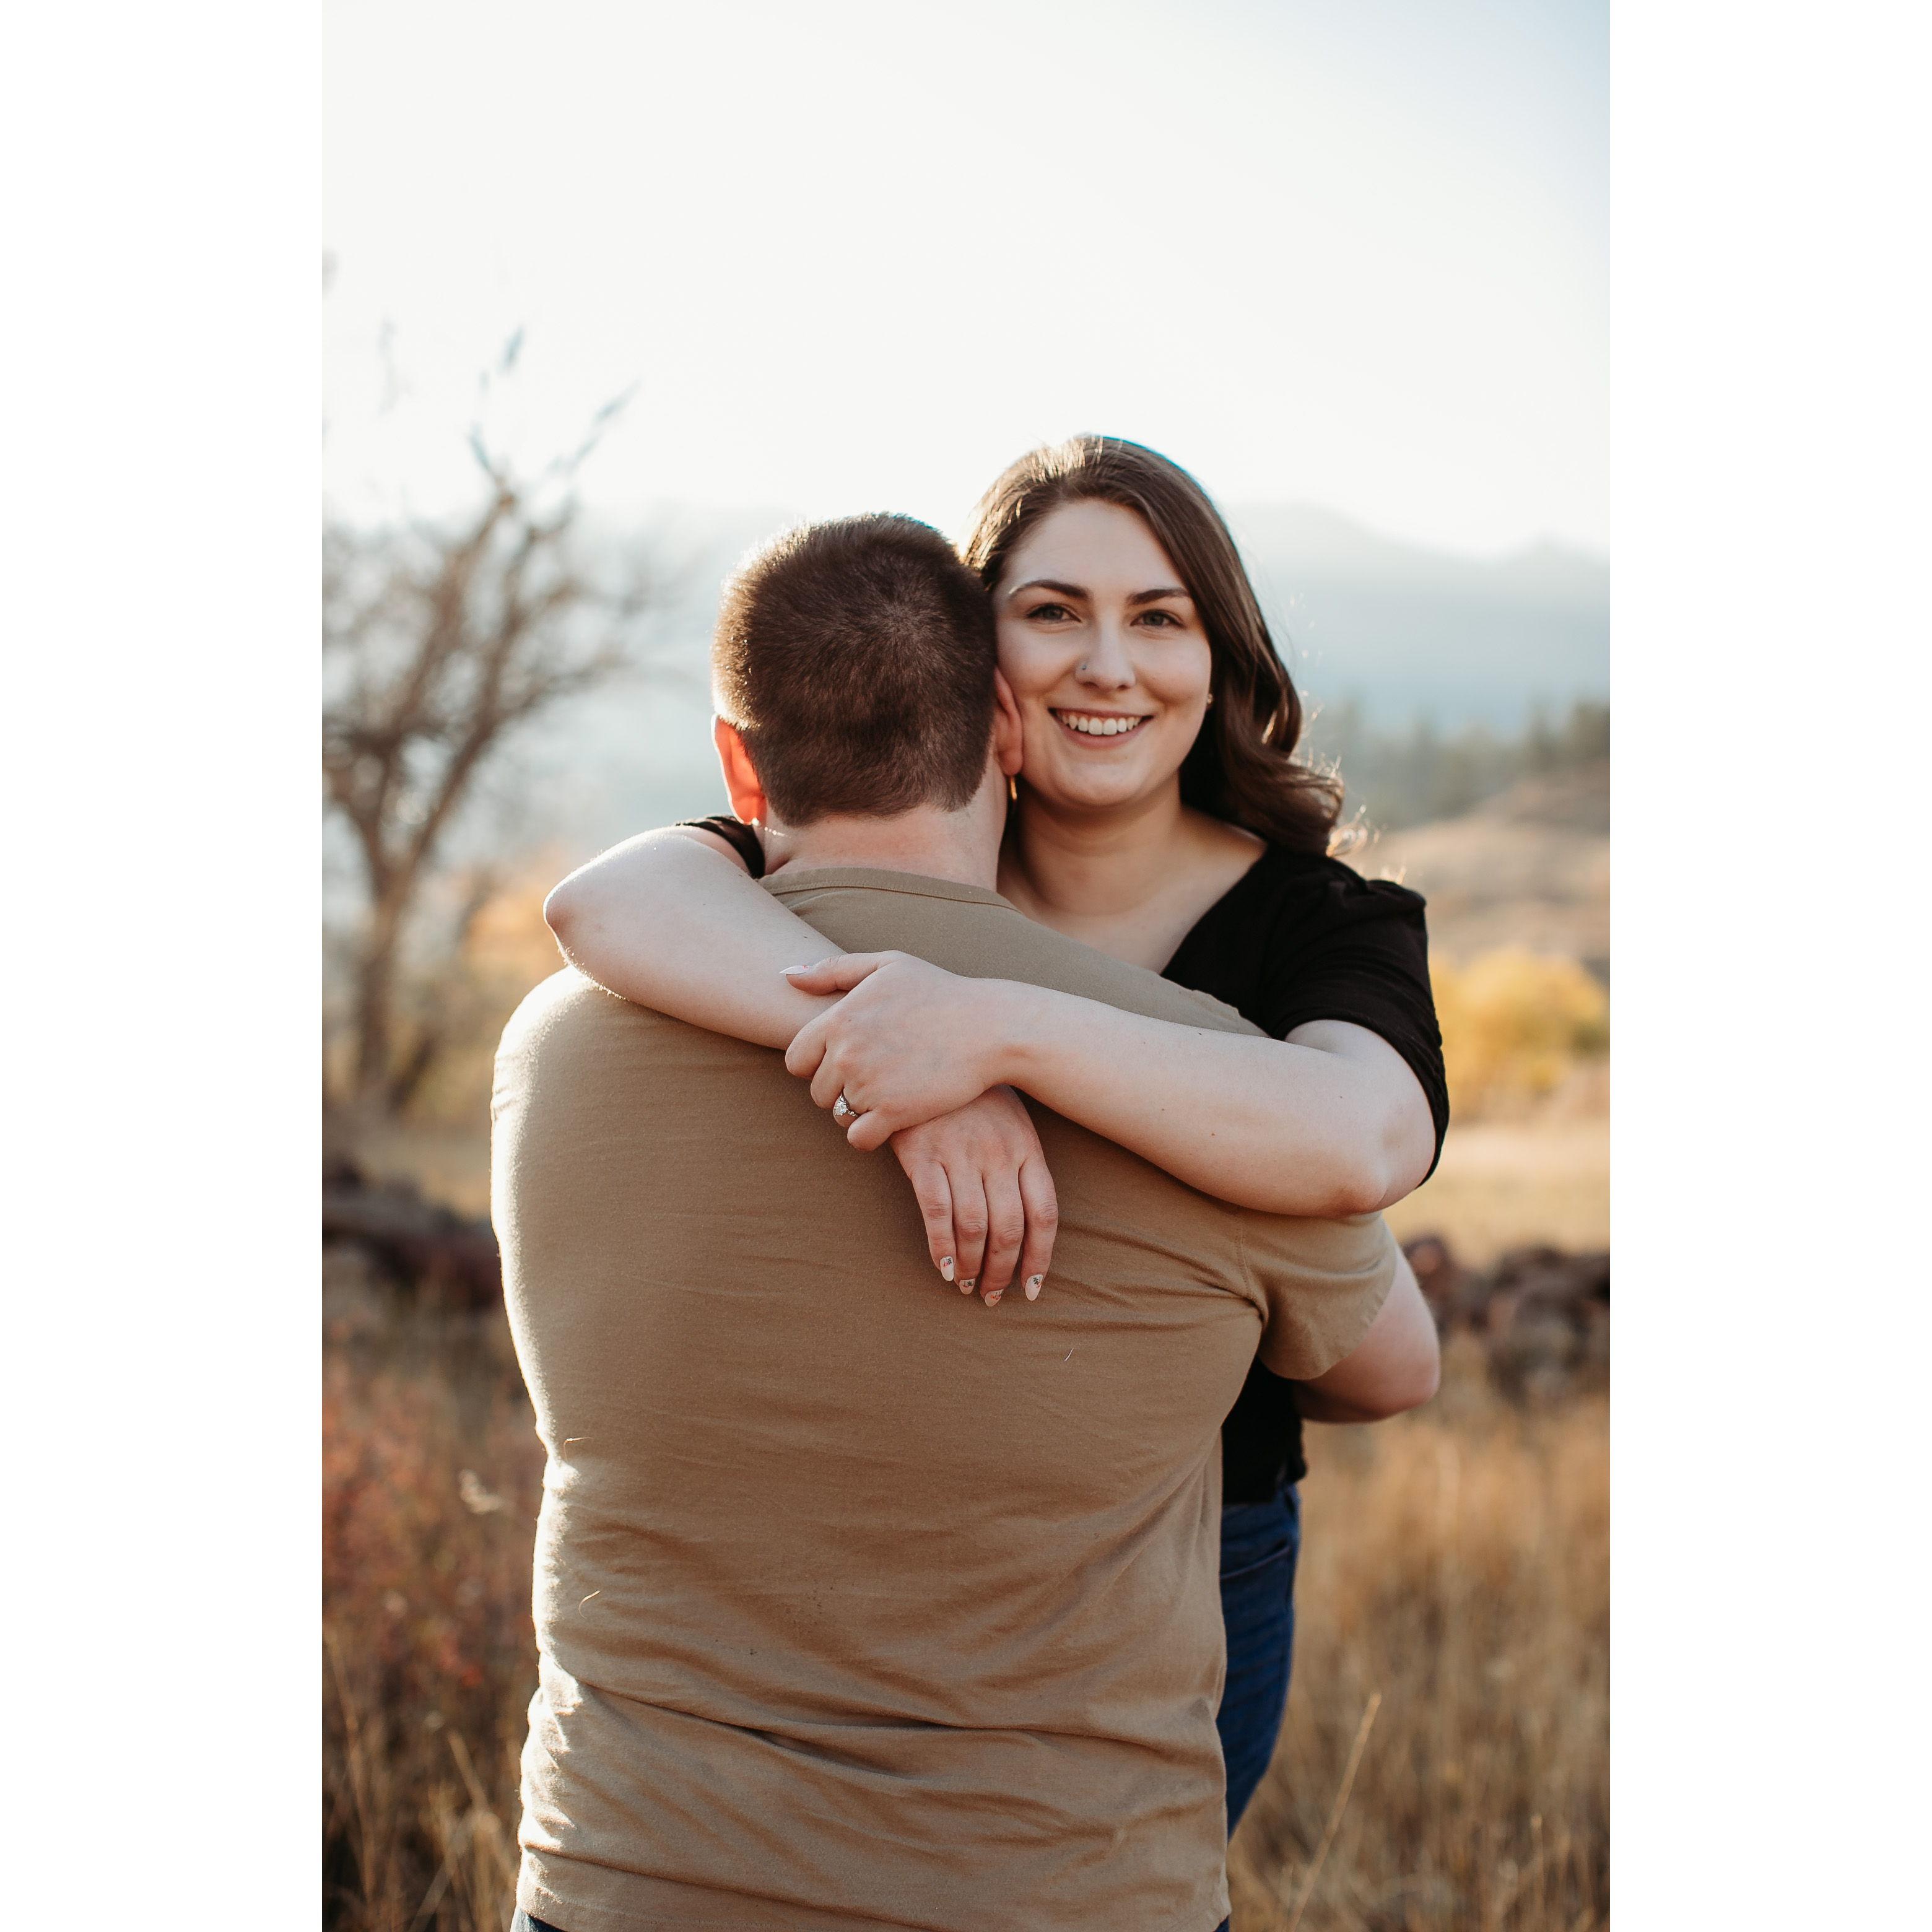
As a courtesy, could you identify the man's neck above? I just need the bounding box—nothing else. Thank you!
[762,798,1002,891]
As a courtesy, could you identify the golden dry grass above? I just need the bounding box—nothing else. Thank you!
[323,1312,1606,1932]
[1229,1339,1608,1931]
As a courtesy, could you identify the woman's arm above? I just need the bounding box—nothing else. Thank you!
[783,954,1436,1218]
[547,830,1432,1220]
[544,828,1058,1300]
[544,828,838,1048]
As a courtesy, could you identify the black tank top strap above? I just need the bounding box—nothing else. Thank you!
[678,815,767,879]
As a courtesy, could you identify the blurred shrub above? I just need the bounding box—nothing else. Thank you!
[389,864,570,1128]
[1434,948,1609,1120]
[324,1321,542,1931]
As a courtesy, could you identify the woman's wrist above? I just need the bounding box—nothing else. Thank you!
[983,980,1069,1094]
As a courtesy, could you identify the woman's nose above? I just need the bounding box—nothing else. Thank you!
[1077,621,1136,688]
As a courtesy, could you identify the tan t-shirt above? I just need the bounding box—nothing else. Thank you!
[492,869,1398,1932]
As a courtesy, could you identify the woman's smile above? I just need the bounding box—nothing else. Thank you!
[1050,707,1154,741]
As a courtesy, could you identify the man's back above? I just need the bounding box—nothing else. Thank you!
[494,869,1396,1932]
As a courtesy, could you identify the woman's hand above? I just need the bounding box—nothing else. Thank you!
[781,953,1025,1149]
[887,1087,1059,1304]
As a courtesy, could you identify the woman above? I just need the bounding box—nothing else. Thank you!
[544,437,1448,1830]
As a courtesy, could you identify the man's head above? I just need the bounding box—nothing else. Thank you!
[711,515,1011,832]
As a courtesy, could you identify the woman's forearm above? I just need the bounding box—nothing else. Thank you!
[994,987,1429,1217]
[544,829,835,1049]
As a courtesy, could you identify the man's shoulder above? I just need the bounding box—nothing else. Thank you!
[495,967,697,1074]
[494,968,775,1141]
[500,967,625,1051]
[766,869,1261,1037]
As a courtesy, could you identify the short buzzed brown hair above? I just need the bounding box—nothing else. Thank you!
[713,515,998,824]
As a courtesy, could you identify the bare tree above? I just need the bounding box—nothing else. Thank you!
[324,396,657,1115]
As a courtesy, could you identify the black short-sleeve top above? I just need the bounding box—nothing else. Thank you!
[682,819,1448,1502]
[1160,845,1447,1500]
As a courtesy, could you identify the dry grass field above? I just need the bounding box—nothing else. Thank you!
[322,1299,1606,1932]
[1228,1346,1607,1931]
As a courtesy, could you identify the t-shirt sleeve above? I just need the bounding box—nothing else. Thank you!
[1255,861,1450,1173]
[677,814,765,878]
[1242,1211,1399,1380]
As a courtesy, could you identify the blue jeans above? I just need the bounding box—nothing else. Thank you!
[1216,1482,1302,1831]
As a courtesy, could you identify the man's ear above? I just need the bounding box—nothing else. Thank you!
[713,716,769,825]
[991,670,1025,780]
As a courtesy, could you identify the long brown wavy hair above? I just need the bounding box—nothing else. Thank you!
[959,435,1347,855]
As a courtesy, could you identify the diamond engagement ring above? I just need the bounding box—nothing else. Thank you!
[832,1092,857,1125]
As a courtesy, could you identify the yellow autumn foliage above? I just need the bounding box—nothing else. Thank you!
[1433,947,1609,1120]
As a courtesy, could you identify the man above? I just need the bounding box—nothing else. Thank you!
[494,515,1438,1931]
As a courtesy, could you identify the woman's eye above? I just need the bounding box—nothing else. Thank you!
[1025,603,1074,623]
[1136,608,1183,629]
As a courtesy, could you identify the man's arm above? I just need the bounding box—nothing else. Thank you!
[1293,1248,1440,1423]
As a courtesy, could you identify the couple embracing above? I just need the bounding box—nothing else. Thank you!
[493,437,1448,1930]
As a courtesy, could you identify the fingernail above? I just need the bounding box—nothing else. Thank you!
[1025,1275,1043,1301]
[939,1257,955,1282]
[959,1278,976,1295]
[985,1290,1002,1307]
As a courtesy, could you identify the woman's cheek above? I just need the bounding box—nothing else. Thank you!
[1151,642,1214,708]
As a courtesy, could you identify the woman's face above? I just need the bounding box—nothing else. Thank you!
[993,499,1214,817]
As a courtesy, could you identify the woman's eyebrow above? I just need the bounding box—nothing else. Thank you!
[1006,578,1193,604]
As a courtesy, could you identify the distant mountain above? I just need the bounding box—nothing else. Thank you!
[1225,505,1608,734]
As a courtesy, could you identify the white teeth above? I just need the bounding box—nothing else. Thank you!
[1058,711,1143,737]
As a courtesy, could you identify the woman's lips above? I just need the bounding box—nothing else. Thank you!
[1050,708,1151,742]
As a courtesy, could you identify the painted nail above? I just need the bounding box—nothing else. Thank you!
[959,1278,977,1295]
[1025,1275,1043,1301]
[939,1257,955,1282]
[985,1290,1003,1307]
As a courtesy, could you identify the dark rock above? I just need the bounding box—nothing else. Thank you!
[323,1166,500,1310]
[1402,1234,1609,1403]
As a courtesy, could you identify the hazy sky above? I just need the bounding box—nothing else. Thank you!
[324,0,1606,558]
